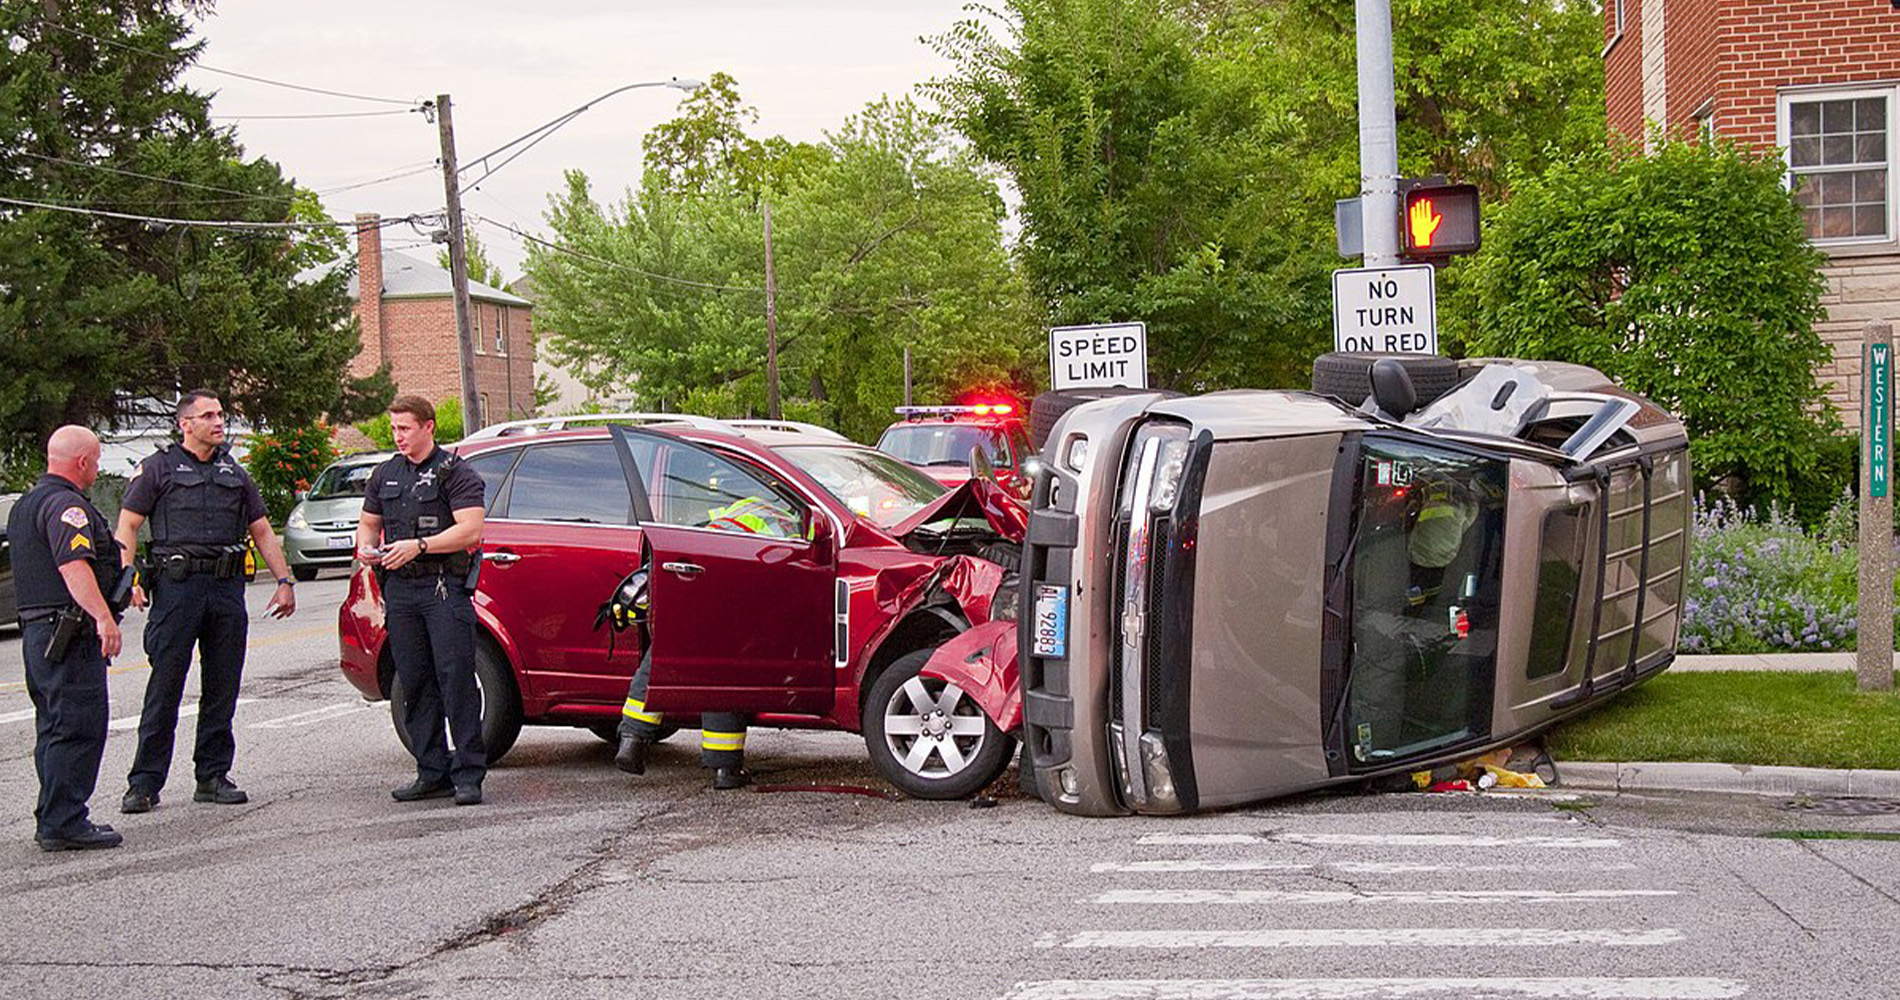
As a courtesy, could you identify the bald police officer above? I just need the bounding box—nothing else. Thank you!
[355,396,488,806]
[11,427,126,850]
[115,390,296,814]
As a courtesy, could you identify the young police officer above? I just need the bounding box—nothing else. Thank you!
[10,427,126,850]
[114,390,296,814]
[355,396,489,805]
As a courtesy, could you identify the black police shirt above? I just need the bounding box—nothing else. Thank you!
[40,488,113,571]
[121,447,268,530]
[362,447,485,524]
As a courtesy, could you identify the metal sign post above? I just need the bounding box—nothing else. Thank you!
[1860,321,1894,692]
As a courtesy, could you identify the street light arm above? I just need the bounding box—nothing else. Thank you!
[458,77,702,187]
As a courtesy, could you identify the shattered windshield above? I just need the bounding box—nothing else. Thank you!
[776,445,946,529]
[1343,437,1508,767]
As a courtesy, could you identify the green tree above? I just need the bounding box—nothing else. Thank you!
[436,225,507,288]
[0,0,373,466]
[355,397,464,450]
[1455,136,1835,505]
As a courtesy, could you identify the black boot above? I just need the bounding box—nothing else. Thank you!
[614,736,649,775]
[712,766,750,790]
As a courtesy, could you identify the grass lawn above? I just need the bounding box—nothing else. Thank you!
[1546,671,1900,771]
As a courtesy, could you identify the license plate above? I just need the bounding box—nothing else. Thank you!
[326,535,356,550]
[1032,584,1069,658]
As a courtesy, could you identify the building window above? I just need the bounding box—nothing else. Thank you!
[496,307,507,356]
[1782,89,1894,245]
[479,393,490,426]
[472,304,485,355]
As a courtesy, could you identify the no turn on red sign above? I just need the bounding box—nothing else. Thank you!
[1332,264,1438,355]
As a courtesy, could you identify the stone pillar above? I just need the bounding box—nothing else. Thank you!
[1859,320,1894,692]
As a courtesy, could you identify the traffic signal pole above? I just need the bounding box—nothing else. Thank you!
[1355,0,1400,268]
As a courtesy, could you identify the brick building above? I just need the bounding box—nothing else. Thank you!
[1605,0,1900,429]
[344,213,536,426]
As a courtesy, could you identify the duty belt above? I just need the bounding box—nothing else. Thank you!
[151,549,246,580]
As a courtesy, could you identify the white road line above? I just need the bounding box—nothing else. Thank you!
[1036,928,1685,949]
[1090,860,1640,874]
[1092,888,1677,905]
[1137,833,1623,849]
[0,707,38,725]
[249,702,373,729]
[998,978,1747,999]
[108,698,255,731]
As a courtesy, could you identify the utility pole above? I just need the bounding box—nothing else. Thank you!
[903,346,913,406]
[1355,0,1400,268]
[435,93,484,434]
[762,202,781,420]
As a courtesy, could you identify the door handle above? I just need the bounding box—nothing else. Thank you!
[483,550,521,565]
[661,561,705,577]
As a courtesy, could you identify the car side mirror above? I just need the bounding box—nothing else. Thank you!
[1370,358,1418,419]
[808,513,837,565]
[294,489,309,502]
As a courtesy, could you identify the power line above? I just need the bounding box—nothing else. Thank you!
[314,163,441,196]
[473,215,765,294]
[0,195,437,232]
[44,22,422,107]
[15,150,272,200]
[211,108,422,121]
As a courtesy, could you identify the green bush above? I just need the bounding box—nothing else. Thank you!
[245,424,338,524]
[354,398,464,450]
[1454,133,1838,508]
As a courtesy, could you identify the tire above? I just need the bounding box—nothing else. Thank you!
[387,637,524,765]
[1310,352,1462,408]
[863,648,1014,800]
[1028,386,1171,449]
[291,565,320,583]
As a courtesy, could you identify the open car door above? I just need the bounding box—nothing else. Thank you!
[608,426,836,716]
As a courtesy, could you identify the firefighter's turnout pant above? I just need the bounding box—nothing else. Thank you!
[618,651,746,769]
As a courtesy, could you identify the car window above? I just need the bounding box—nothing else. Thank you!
[776,445,943,528]
[1007,424,1033,468]
[308,461,378,500]
[877,424,1006,468]
[650,444,804,539]
[502,442,632,524]
[462,449,520,514]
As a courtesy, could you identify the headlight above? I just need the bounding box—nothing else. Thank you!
[285,508,309,530]
[1118,422,1192,516]
[1149,438,1190,512]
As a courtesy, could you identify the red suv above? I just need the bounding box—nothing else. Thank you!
[876,404,1035,495]
[336,421,1025,799]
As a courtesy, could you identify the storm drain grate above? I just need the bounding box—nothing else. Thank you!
[1778,797,1900,816]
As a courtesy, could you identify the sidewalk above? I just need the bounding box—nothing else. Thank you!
[1554,651,1900,799]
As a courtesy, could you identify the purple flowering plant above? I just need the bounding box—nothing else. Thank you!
[1681,492,1873,653]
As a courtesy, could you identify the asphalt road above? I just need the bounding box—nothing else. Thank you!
[3,575,1900,999]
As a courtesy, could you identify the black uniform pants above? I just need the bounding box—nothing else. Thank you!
[21,621,109,839]
[385,573,487,786]
[618,651,746,769]
[129,574,248,793]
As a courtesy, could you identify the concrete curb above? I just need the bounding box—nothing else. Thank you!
[1559,761,1900,799]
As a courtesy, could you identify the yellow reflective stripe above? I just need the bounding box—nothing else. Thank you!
[1415,504,1461,523]
[621,698,663,724]
[701,730,746,751]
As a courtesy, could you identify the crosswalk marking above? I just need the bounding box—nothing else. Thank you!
[1089,860,1640,874]
[108,698,255,731]
[249,702,373,729]
[1137,833,1623,849]
[1036,927,1686,949]
[1092,888,1677,905]
[998,978,1747,999]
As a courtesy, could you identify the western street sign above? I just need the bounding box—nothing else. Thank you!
[1871,341,1891,499]
[1332,264,1437,354]
[1049,322,1149,391]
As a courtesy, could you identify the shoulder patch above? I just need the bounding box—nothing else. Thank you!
[60,506,89,529]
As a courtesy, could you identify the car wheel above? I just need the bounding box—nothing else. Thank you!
[863,648,1013,800]
[1310,351,1462,408]
[386,639,523,765]
[291,565,320,583]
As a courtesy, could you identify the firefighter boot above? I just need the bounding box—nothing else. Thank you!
[614,737,649,775]
[712,767,750,790]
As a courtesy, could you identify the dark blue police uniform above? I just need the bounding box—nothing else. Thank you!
[120,442,267,802]
[8,474,121,847]
[365,446,488,792]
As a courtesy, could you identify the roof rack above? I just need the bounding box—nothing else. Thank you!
[724,419,850,441]
[459,412,740,442]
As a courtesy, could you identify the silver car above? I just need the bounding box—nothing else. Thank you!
[284,452,391,581]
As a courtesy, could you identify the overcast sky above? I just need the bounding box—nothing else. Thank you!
[182,1,979,277]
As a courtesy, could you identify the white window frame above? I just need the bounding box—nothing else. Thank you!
[496,306,508,356]
[1778,84,1899,252]
[472,302,486,355]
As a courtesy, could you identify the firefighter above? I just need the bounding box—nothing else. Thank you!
[11,427,126,850]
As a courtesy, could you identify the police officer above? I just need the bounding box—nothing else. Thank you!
[10,427,126,850]
[114,390,297,814]
[611,492,797,790]
[355,396,488,805]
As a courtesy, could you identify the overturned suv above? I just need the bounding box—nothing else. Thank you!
[934,354,1691,815]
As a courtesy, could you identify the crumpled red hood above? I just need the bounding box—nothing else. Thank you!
[890,476,1027,543]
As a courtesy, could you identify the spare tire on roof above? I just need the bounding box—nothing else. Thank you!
[1029,386,1177,448]
[1310,352,1462,408]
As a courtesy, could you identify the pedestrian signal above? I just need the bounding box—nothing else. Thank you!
[1399,183,1480,261]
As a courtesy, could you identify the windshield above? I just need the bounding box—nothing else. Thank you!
[308,460,379,500]
[1342,437,1507,768]
[877,423,1009,469]
[775,445,946,528]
